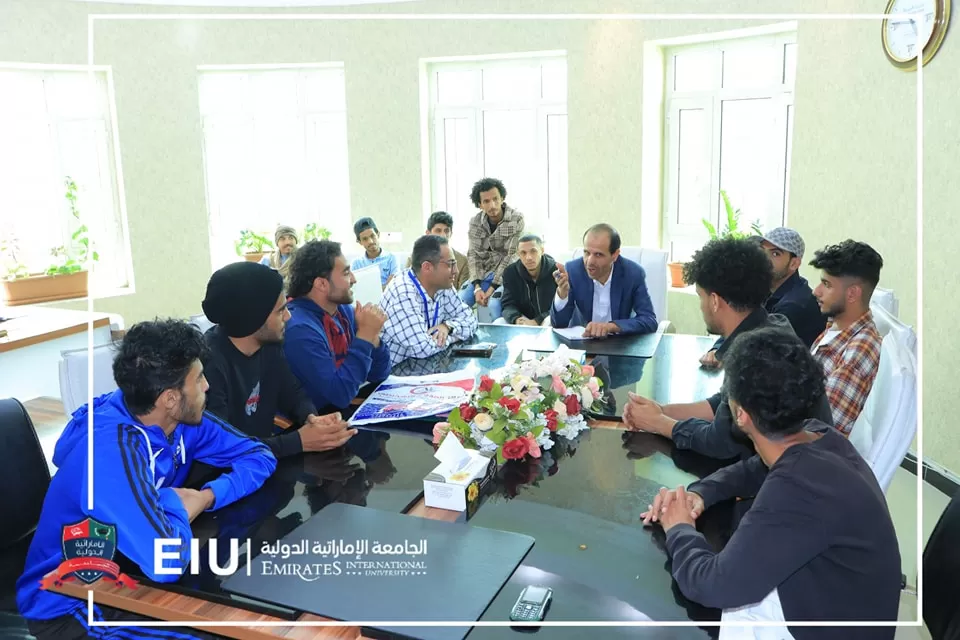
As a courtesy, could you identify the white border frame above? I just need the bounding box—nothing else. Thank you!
[83,10,924,632]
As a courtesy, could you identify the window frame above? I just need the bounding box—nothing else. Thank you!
[0,63,133,295]
[661,32,797,262]
[424,53,568,250]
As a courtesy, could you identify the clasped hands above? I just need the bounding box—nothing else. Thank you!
[622,392,675,437]
[640,485,704,532]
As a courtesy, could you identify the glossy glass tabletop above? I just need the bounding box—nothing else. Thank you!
[387,324,724,420]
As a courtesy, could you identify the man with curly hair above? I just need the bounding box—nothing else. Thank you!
[641,328,901,637]
[461,177,525,321]
[809,240,884,435]
[17,319,276,639]
[622,237,833,460]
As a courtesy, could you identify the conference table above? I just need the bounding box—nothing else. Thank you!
[51,325,732,639]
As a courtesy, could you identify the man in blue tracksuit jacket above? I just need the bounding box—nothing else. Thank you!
[17,319,276,640]
[283,239,392,411]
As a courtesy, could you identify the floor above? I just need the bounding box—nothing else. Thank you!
[22,397,949,636]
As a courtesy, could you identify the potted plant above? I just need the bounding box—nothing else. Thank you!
[302,223,332,243]
[702,190,762,240]
[235,229,273,263]
[1,177,99,306]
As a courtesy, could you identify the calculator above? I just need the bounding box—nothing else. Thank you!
[509,585,552,622]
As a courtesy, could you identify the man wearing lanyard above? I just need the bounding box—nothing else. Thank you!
[380,234,479,366]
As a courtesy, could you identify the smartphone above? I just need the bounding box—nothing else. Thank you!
[509,585,552,622]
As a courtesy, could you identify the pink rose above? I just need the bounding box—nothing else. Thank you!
[432,422,451,445]
[551,375,567,396]
[587,379,600,394]
[581,365,595,376]
[524,432,541,458]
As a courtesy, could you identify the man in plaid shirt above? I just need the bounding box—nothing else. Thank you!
[809,240,884,436]
[460,177,525,321]
[381,234,479,366]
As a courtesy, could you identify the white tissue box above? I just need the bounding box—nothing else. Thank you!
[423,435,497,514]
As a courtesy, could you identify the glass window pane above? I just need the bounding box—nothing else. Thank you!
[0,72,46,118]
[436,69,477,106]
[306,113,351,242]
[722,44,778,89]
[482,66,539,102]
[541,59,567,102]
[675,108,710,227]
[718,98,777,232]
[482,109,537,216]
[673,50,718,92]
[45,72,103,119]
[198,72,247,116]
[783,42,797,87]
[546,113,568,245]
[248,71,299,114]
[303,69,346,112]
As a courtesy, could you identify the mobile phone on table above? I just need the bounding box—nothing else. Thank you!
[509,585,552,622]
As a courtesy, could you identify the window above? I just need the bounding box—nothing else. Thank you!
[425,54,568,250]
[0,66,131,292]
[198,65,351,269]
[662,33,797,262]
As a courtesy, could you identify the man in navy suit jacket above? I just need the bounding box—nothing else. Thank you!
[551,224,658,337]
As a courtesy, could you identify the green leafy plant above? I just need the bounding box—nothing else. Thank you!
[702,190,762,240]
[45,177,99,276]
[302,223,332,243]
[234,229,273,256]
[0,234,29,280]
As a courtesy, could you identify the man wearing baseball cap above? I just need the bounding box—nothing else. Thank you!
[201,261,356,458]
[702,227,824,368]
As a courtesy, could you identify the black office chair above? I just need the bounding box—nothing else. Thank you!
[922,489,960,639]
[0,398,50,639]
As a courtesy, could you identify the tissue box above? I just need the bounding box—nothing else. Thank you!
[423,450,497,515]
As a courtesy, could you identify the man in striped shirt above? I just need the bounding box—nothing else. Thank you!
[809,240,884,436]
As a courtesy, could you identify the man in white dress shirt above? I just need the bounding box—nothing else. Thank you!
[380,234,479,366]
[550,224,658,337]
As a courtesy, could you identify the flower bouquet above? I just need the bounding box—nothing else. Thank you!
[432,346,604,464]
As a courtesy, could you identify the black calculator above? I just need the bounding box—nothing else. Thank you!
[509,585,552,622]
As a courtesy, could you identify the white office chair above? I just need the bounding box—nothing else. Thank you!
[58,343,120,415]
[188,314,215,334]
[352,263,383,306]
[870,300,916,358]
[848,330,918,493]
[568,245,669,324]
[871,287,899,318]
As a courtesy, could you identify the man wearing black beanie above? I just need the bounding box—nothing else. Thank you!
[201,261,356,457]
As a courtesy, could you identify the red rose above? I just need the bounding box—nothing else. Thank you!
[501,437,530,460]
[479,376,494,393]
[459,403,478,422]
[564,394,580,415]
[498,396,521,414]
[544,409,559,432]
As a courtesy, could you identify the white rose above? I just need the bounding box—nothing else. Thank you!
[474,412,495,432]
[552,399,568,417]
[581,388,594,410]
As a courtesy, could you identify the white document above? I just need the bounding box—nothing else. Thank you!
[553,326,592,341]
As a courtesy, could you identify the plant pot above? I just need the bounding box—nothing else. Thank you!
[243,252,269,263]
[2,271,89,306]
[668,262,686,288]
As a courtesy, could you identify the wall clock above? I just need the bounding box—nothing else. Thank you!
[882,0,951,69]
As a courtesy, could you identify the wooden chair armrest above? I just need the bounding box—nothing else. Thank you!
[273,415,293,430]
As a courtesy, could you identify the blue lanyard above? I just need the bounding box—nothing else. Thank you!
[408,270,439,328]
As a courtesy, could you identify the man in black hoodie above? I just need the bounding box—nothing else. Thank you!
[498,234,558,326]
